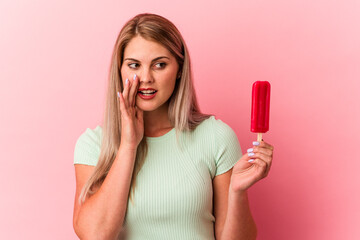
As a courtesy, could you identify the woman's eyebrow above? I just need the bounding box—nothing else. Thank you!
[124,56,170,62]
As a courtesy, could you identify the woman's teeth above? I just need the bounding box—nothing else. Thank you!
[139,90,157,95]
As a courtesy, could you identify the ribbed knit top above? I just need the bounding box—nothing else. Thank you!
[73,115,243,239]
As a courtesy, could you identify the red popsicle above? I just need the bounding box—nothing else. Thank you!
[251,81,271,141]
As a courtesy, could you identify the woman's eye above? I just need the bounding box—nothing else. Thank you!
[155,62,166,68]
[128,63,139,69]
[128,62,166,69]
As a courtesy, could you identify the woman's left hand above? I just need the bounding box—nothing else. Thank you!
[230,140,274,193]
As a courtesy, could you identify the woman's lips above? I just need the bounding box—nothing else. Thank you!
[137,91,157,100]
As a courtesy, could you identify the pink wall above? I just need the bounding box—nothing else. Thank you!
[1,0,359,239]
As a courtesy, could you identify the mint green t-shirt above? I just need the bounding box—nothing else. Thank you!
[74,115,242,240]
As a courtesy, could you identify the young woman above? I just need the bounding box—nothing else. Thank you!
[73,13,274,240]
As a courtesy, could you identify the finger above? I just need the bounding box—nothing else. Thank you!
[250,158,268,178]
[249,152,271,166]
[251,146,273,157]
[122,78,130,108]
[129,74,138,107]
[232,154,255,174]
[246,151,271,174]
[253,140,274,151]
[261,140,274,151]
[117,91,127,116]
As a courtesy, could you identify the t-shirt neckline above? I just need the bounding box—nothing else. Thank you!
[145,128,175,142]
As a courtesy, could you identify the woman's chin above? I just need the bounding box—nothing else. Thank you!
[135,98,168,112]
[135,103,155,112]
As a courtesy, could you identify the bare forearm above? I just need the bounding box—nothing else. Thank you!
[221,187,257,240]
[76,144,137,239]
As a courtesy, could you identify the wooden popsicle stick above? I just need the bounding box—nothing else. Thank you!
[257,133,262,142]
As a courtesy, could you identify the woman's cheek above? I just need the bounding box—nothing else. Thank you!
[120,66,129,81]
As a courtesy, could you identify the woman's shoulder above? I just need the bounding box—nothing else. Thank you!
[78,125,103,144]
[198,115,235,133]
[190,115,237,142]
[73,125,102,166]
[191,115,242,177]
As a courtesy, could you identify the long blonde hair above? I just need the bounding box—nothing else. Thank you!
[78,13,213,207]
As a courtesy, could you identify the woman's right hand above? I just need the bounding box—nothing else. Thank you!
[117,74,144,149]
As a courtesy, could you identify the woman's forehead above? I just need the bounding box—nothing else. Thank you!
[123,36,172,60]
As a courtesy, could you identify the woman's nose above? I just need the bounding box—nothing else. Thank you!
[138,69,154,83]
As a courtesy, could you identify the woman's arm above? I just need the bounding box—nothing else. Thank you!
[213,169,257,240]
[220,189,257,240]
[74,144,137,239]
[219,140,274,239]
[75,72,143,239]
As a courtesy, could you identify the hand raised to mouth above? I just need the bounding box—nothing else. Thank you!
[117,73,144,149]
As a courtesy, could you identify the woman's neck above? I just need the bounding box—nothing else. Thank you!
[143,102,173,136]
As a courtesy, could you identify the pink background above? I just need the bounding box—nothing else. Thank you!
[1,0,359,239]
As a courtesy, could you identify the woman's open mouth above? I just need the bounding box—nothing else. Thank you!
[137,90,157,100]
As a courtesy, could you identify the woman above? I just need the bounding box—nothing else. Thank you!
[73,13,274,240]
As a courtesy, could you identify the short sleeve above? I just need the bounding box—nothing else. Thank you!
[212,118,243,176]
[73,126,102,166]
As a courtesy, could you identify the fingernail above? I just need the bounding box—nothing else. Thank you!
[133,74,136,80]
[125,78,129,84]
[248,152,255,157]
[248,159,255,163]
[117,91,120,98]
[253,141,260,146]
[247,148,253,153]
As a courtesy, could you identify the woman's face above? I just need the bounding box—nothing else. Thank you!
[120,35,179,112]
